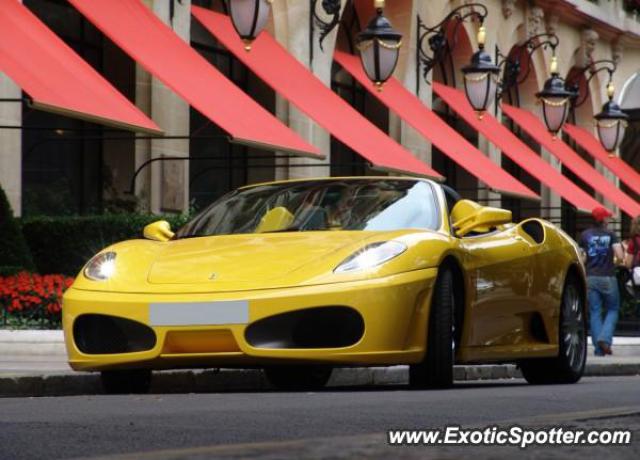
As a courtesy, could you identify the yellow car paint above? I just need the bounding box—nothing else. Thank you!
[62,177,585,372]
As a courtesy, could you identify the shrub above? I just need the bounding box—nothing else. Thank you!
[0,272,74,329]
[0,184,34,271]
[0,266,23,277]
[21,214,189,276]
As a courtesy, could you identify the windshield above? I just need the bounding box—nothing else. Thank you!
[176,179,440,238]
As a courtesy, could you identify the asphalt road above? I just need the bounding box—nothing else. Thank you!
[0,376,639,459]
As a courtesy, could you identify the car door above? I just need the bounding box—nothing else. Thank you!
[459,226,538,348]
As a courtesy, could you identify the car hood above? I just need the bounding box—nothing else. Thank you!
[71,230,447,294]
[147,232,373,285]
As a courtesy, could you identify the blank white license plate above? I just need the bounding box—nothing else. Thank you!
[149,301,249,326]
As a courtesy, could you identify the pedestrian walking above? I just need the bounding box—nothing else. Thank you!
[579,207,625,356]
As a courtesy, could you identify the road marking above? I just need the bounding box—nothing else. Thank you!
[82,434,386,460]
[492,405,640,427]
[84,405,640,460]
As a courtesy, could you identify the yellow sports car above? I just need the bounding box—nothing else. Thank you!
[63,177,587,393]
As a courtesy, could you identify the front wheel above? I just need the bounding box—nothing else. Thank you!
[264,365,332,391]
[409,268,455,389]
[101,369,152,394]
[519,274,587,385]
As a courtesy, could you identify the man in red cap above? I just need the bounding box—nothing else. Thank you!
[578,206,625,356]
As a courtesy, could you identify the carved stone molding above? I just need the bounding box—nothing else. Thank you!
[526,6,545,38]
[546,14,559,36]
[612,39,624,65]
[502,0,516,19]
[575,28,599,67]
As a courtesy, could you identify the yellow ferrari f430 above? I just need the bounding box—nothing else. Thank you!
[63,177,587,393]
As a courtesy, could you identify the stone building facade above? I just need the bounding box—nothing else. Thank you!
[1,0,638,235]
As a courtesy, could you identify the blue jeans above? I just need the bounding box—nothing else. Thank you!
[587,276,620,355]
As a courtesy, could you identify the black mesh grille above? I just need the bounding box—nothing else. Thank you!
[245,306,364,349]
[73,314,156,355]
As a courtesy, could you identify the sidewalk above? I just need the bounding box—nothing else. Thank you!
[1,330,639,396]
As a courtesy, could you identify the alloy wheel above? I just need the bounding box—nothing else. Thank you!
[561,284,586,372]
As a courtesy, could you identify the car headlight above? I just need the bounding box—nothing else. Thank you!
[83,252,117,281]
[334,241,407,274]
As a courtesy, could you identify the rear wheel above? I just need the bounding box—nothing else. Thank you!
[519,274,586,385]
[264,365,332,391]
[409,268,455,389]
[101,369,152,394]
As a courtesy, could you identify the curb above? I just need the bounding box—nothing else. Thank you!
[0,330,66,357]
[0,330,64,342]
[1,363,639,398]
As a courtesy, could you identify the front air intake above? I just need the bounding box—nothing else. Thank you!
[73,314,156,355]
[245,306,364,349]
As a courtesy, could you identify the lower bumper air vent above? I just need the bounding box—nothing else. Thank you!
[73,314,156,355]
[245,306,364,349]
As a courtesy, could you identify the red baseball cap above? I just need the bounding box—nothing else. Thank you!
[591,206,612,222]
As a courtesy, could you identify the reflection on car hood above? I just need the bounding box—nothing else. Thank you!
[147,232,373,285]
[70,229,445,294]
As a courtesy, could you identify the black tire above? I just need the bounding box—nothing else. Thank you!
[264,365,332,391]
[409,268,455,389]
[101,369,152,394]
[519,274,586,385]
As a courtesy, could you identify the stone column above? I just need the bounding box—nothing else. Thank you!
[102,40,136,208]
[478,134,503,207]
[271,0,347,180]
[134,62,154,212]
[134,0,190,214]
[541,146,563,223]
[397,0,431,168]
[596,161,619,218]
[0,75,22,216]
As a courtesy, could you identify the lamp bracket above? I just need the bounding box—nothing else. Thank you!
[497,33,559,100]
[310,0,342,69]
[566,59,617,109]
[416,3,488,93]
[169,0,185,25]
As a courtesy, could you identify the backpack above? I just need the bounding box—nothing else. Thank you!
[630,236,640,288]
[633,236,640,268]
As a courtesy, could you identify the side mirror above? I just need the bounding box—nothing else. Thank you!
[143,220,175,242]
[451,200,512,237]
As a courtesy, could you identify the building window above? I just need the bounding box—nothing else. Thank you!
[21,0,136,216]
[331,63,387,176]
[189,17,276,210]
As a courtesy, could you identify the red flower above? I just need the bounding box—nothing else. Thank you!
[0,272,74,323]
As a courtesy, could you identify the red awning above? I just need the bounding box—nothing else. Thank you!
[332,51,537,200]
[191,8,441,178]
[564,123,640,197]
[0,0,161,134]
[68,0,320,158]
[502,104,640,217]
[432,83,603,213]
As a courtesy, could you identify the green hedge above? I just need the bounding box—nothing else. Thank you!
[21,214,189,276]
[0,266,23,277]
[0,185,35,272]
